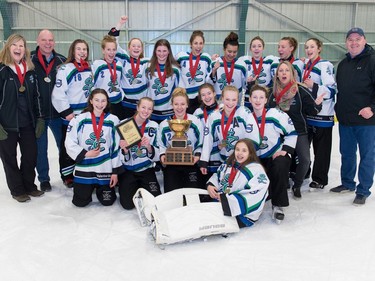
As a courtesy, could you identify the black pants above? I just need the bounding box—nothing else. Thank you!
[308,126,333,186]
[163,164,204,193]
[72,182,117,207]
[118,168,161,210]
[60,123,75,181]
[261,155,291,207]
[0,126,38,196]
[294,135,311,188]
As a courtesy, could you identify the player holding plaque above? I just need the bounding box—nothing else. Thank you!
[118,97,161,210]
[158,88,204,193]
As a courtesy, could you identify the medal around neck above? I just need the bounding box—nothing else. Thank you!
[164,119,195,165]
[19,85,26,92]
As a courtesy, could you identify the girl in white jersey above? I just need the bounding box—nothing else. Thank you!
[65,89,122,207]
[302,38,337,191]
[52,39,94,187]
[147,39,180,123]
[207,139,269,228]
[108,16,149,120]
[92,35,124,118]
[240,36,276,108]
[176,30,212,114]
[209,32,247,104]
[118,97,161,209]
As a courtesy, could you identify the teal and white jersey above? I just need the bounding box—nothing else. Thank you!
[194,105,221,173]
[255,108,297,158]
[208,57,247,102]
[208,161,269,223]
[121,119,159,172]
[65,112,122,185]
[270,57,305,82]
[176,51,212,100]
[114,44,149,110]
[146,63,181,122]
[303,59,336,127]
[240,55,275,87]
[158,114,203,157]
[52,62,94,124]
[200,106,261,165]
[92,58,124,104]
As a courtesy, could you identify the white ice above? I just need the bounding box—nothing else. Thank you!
[0,126,374,281]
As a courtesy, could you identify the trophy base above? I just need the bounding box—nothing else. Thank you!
[164,146,195,166]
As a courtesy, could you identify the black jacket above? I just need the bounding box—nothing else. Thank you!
[0,64,42,132]
[335,44,375,126]
[268,85,321,135]
[31,47,66,120]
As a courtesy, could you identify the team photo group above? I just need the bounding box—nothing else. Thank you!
[0,13,374,236]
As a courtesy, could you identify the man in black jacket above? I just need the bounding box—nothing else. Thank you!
[31,30,67,191]
[330,28,375,205]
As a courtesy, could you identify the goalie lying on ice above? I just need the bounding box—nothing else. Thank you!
[132,139,269,245]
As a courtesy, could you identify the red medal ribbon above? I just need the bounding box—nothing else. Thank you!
[130,57,140,79]
[106,60,117,84]
[253,108,267,140]
[251,57,263,77]
[223,58,235,85]
[91,112,105,145]
[203,104,218,122]
[137,119,147,148]
[302,56,320,82]
[289,56,295,64]
[14,60,27,88]
[189,53,201,79]
[156,64,166,87]
[228,166,238,187]
[37,49,55,77]
[221,108,236,141]
[276,81,294,105]
[73,59,90,72]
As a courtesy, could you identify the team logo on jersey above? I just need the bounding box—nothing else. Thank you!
[225,129,239,151]
[85,131,106,152]
[83,76,94,98]
[245,124,253,133]
[187,64,204,85]
[131,146,146,160]
[257,173,268,184]
[55,79,62,88]
[125,69,142,85]
[217,73,233,90]
[152,78,168,96]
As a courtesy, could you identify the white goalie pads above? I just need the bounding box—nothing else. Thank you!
[133,188,240,245]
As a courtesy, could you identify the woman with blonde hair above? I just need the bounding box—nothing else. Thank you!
[0,34,45,202]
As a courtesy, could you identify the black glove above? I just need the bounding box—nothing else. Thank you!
[0,124,7,140]
[35,118,45,139]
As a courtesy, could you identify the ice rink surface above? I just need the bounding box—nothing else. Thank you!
[0,126,374,281]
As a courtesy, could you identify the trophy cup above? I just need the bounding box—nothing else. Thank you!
[163,119,195,165]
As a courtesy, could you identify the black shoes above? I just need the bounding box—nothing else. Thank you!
[27,190,45,197]
[309,181,325,191]
[40,181,52,192]
[12,194,31,203]
[292,186,302,200]
[272,206,285,224]
[353,194,366,206]
[330,185,354,193]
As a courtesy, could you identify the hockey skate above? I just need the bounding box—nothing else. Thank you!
[272,205,284,224]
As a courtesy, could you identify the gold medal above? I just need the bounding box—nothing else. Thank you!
[225,188,231,194]
[221,140,227,148]
[44,77,51,83]
[111,86,118,92]
[19,86,26,92]
[136,148,143,156]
